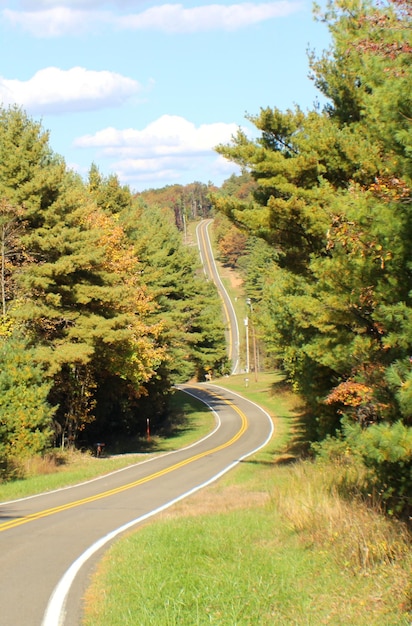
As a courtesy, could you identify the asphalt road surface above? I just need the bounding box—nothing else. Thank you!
[196,219,241,374]
[0,383,273,626]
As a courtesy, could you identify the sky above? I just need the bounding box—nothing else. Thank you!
[0,0,331,192]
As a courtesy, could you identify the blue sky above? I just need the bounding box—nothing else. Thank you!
[0,0,331,192]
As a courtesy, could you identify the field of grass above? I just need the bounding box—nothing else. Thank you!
[82,373,412,626]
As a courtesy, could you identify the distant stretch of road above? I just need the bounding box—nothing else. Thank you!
[0,384,273,626]
[196,218,240,374]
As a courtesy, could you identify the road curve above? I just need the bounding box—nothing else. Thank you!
[196,219,241,374]
[0,384,273,626]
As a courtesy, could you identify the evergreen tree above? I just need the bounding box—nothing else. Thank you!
[214,0,412,515]
[0,107,163,447]
[88,164,132,214]
[0,198,24,321]
[0,106,65,223]
[214,0,412,432]
[20,174,163,445]
[0,333,55,473]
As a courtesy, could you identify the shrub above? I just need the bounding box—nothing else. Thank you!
[348,420,412,519]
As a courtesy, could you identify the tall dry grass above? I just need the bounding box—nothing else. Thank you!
[270,459,411,572]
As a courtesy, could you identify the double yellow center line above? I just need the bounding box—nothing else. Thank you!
[0,394,247,533]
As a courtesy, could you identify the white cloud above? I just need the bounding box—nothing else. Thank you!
[2,7,106,37]
[74,115,244,187]
[112,154,241,187]
[0,67,141,114]
[3,2,302,36]
[18,1,140,7]
[74,115,240,156]
[117,2,300,33]
[114,155,199,184]
[212,153,242,175]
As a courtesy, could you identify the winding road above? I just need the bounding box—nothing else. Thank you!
[196,219,240,374]
[0,220,272,626]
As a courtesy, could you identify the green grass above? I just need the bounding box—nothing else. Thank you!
[82,372,412,626]
[0,390,214,502]
[84,511,346,626]
[152,390,216,451]
[83,507,410,626]
[213,372,296,448]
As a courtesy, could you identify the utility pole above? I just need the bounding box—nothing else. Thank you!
[247,297,258,381]
[244,316,249,374]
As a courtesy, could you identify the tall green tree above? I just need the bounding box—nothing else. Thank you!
[20,175,163,445]
[88,164,132,215]
[0,333,55,473]
[214,0,411,429]
[0,107,163,447]
[214,0,412,515]
[0,198,23,321]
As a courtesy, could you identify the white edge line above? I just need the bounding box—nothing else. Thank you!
[42,387,274,626]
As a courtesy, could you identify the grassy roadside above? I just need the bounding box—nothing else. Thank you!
[82,373,412,626]
[0,390,214,502]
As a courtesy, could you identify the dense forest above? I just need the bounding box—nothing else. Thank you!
[214,0,412,517]
[0,0,411,518]
[0,113,228,469]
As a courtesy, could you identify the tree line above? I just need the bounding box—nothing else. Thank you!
[0,109,227,474]
[213,0,411,518]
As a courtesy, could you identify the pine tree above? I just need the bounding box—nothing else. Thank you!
[213,0,412,433]
[0,107,163,446]
[214,0,412,514]
[0,333,55,472]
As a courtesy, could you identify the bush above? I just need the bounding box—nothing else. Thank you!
[349,421,412,519]
[313,419,412,521]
